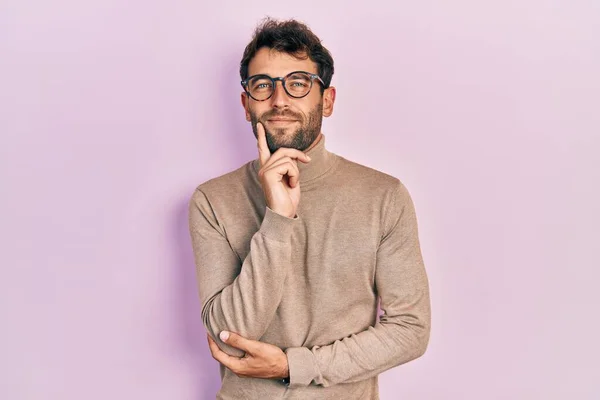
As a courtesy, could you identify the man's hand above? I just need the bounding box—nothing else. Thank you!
[207,330,289,380]
[256,122,311,218]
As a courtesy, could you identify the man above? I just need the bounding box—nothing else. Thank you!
[188,18,431,399]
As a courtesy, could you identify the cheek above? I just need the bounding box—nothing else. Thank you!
[295,100,316,117]
[303,93,323,114]
[249,103,269,118]
[302,100,322,118]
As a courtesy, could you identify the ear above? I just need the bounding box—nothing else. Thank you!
[322,86,336,118]
[241,92,251,121]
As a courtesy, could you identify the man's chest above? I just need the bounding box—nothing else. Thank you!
[223,189,384,282]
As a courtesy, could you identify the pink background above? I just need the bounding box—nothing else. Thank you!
[1,1,599,399]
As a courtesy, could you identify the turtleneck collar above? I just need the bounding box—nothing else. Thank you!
[252,133,338,184]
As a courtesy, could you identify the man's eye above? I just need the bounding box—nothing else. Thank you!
[256,83,271,89]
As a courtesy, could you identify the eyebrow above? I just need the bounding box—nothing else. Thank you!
[249,70,316,78]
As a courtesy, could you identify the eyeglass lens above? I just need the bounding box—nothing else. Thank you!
[247,73,312,100]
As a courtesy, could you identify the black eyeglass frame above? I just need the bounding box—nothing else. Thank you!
[241,70,326,101]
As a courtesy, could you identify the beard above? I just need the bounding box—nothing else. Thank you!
[249,101,323,153]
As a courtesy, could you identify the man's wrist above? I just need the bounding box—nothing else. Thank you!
[276,352,290,386]
[279,352,290,379]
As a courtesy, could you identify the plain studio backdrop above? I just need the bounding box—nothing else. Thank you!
[1,1,599,399]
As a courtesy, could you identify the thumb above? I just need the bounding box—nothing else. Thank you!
[220,331,254,353]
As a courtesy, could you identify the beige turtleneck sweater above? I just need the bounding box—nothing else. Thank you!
[188,134,431,399]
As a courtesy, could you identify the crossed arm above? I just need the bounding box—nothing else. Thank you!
[188,188,297,358]
[188,181,431,388]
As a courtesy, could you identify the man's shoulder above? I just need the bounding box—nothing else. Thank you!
[334,155,417,217]
[335,154,404,192]
[192,160,255,198]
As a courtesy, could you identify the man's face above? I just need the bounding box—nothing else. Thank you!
[241,47,335,153]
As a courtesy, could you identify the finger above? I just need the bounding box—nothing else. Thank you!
[221,331,258,354]
[291,167,299,188]
[264,159,299,187]
[256,122,270,167]
[263,156,299,175]
[274,162,300,189]
[263,148,311,170]
[207,334,238,368]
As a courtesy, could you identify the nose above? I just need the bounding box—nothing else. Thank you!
[270,80,291,109]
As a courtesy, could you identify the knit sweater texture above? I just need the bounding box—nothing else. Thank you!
[188,134,431,399]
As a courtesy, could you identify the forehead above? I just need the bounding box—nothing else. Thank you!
[248,47,318,77]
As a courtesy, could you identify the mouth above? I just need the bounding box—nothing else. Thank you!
[267,119,298,124]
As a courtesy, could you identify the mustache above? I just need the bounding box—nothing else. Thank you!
[261,110,302,120]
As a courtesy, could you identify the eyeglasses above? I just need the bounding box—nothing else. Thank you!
[241,70,325,101]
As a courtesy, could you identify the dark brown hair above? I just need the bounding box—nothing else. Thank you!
[240,18,334,92]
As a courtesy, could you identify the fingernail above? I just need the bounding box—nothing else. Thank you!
[219,331,229,341]
[307,155,311,160]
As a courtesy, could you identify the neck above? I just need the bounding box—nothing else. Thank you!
[304,133,323,152]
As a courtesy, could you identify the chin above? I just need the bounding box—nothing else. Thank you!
[268,140,304,153]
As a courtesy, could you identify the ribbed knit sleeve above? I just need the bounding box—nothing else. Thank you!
[284,181,431,388]
[188,188,298,358]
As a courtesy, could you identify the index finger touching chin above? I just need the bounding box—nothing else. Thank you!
[257,122,271,166]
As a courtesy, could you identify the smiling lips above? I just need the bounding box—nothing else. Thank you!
[268,118,298,123]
